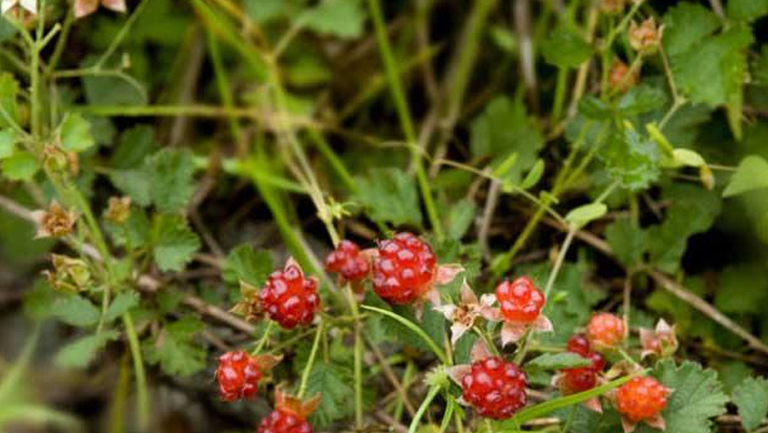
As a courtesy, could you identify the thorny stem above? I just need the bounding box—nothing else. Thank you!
[297,321,324,399]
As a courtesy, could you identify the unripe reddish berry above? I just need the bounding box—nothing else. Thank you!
[259,262,319,329]
[325,240,370,282]
[216,351,262,401]
[257,408,313,433]
[616,377,669,423]
[566,334,591,357]
[461,356,527,419]
[560,368,598,395]
[587,313,625,350]
[372,232,437,305]
[495,277,545,323]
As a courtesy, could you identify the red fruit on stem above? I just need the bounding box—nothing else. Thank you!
[325,240,370,282]
[216,351,262,401]
[257,408,313,433]
[587,313,625,350]
[560,368,598,395]
[616,377,669,423]
[567,334,591,357]
[372,232,437,305]
[495,276,545,323]
[461,356,527,420]
[259,261,319,329]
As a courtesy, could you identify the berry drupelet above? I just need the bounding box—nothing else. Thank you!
[257,408,313,433]
[259,261,320,329]
[587,313,626,350]
[495,276,545,323]
[461,356,528,419]
[616,376,669,423]
[216,351,262,401]
[325,240,370,282]
[372,232,437,305]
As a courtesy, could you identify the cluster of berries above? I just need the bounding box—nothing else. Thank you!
[215,232,671,431]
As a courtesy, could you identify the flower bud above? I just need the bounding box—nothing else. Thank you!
[629,18,663,54]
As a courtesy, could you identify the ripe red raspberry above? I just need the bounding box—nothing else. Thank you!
[216,351,262,401]
[616,377,669,423]
[325,240,370,282]
[461,356,527,419]
[587,313,625,350]
[257,408,313,433]
[567,334,591,357]
[259,262,319,329]
[495,277,545,323]
[372,232,437,305]
[560,368,598,395]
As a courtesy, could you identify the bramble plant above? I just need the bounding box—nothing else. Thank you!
[2,0,768,432]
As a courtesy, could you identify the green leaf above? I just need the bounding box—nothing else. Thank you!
[753,46,768,87]
[471,97,544,183]
[110,169,152,206]
[304,361,355,426]
[152,214,201,272]
[53,295,101,328]
[446,199,476,240]
[714,264,768,314]
[1,151,39,181]
[59,113,95,153]
[565,203,607,225]
[605,218,647,266]
[723,155,768,197]
[110,125,156,169]
[0,129,17,159]
[727,0,768,21]
[541,26,593,69]
[104,291,140,322]
[0,73,19,128]
[143,317,206,376]
[617,84,668,116]
[146,148,196,213]
[355,168,422,227]
[732,376,768,431]
[520,159,545,189]
[525,353,592,371]
[648,184,721,273]
[599,127,660,191]
[244,0,286,23]
[670,148,706,168]
[662,3,720,57]
[222,245,273,286]
[636,360,728,433]
[54,331,119,368]
[299,0,364,39]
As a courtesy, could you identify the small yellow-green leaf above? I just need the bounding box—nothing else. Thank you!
[723,155,768,197]
[565,203,607,225]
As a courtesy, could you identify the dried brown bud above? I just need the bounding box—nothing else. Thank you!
[42,142,79,175]
[640,319,678,358]
[608,59,639,93]
[629,18,663,54]
[104,196,132,224]
[31,201,77,238]
[73,0,125,19]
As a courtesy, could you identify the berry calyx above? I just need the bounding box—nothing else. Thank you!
[216,351,264,401]
[325,240,370,282]
[461,356,527,419]
[257,408,313,433]
[372,232,437,305]
[587,313,625,350]
[616,376,669,423]
[495,277,545,323]
[259,260,320,329]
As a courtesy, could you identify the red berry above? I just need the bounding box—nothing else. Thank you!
[560,368,598,395]
[325,240,370,282]
[587,313,625,350]
[495,277,545,323]
[259,263,319,329]
[461,356,527,420]
[567,334,591,357]
[216,351,262,401]
[372,232,437,305]
[258,408,313,433]
[616,377,669,423]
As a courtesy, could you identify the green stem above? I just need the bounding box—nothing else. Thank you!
[46,9,73,74]
[122,313,149,431]
[366,0,443,240]
[252,321,274,354]
[297,321,324,399]
[347,288,364,428]
[361,305,449,364]
[95,0,150,68]
[407,385,442,433]
[551,68,568,123]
